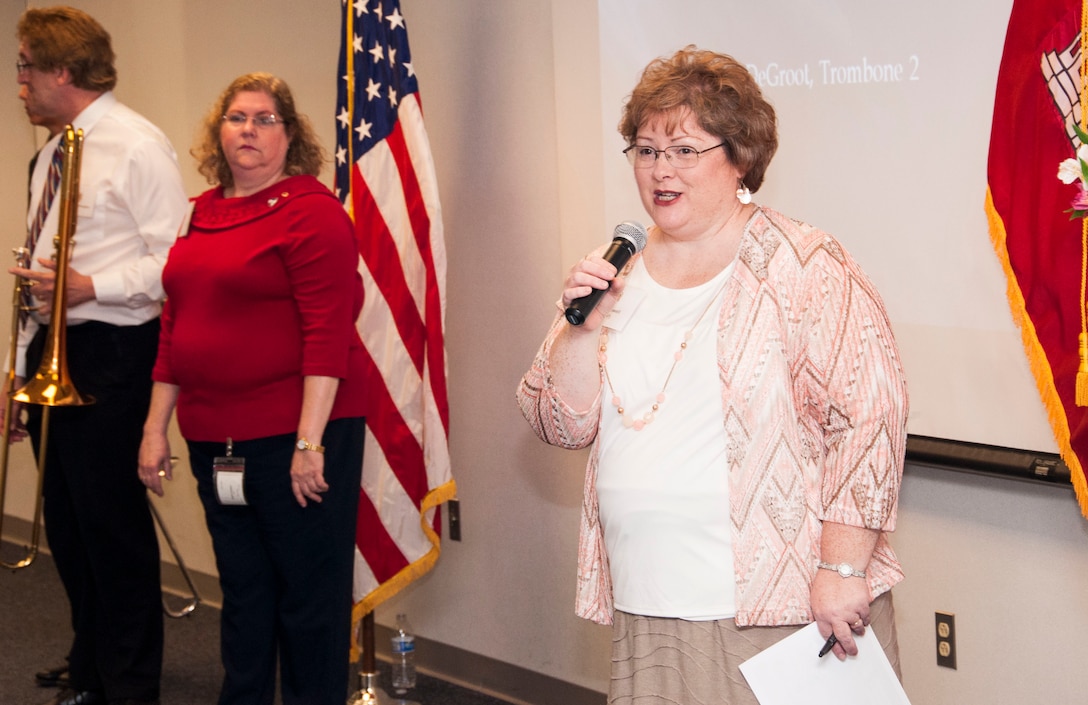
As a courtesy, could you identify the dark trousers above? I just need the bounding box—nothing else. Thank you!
[187,416,365,705]
[26,319,163,701]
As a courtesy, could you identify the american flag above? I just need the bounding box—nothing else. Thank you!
[335,0,456,618]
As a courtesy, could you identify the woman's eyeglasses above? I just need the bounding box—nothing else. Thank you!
[221,113,284,129]
[623,142,727,169]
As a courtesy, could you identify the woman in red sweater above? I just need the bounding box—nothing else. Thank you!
[137,73,366,705]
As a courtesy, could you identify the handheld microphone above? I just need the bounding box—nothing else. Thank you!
[564,221,648,326]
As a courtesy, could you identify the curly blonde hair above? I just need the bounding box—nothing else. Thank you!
[192,73,326,188]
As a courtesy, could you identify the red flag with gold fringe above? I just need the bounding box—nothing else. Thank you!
[986,0,1088,514]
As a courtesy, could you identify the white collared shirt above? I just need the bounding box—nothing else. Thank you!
[16,92,188,375]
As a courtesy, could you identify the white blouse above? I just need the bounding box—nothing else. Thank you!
[596,258,737,620]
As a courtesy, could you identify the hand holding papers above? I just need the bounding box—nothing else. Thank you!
[739,623,912,705]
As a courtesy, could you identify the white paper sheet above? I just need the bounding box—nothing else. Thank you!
[738,622,912,705]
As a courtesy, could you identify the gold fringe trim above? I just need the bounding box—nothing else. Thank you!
[1078,333,1088,405]
[986,187,1088,516]
[349,478,459,661]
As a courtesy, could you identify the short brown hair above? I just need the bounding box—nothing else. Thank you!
[17,6,117,92]
[192,73,326,188]
[619,46,778,191]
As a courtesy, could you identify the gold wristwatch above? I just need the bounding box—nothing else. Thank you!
[295,437,325,454]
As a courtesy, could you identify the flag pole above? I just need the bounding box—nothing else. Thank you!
[349,613,420,705]
[350,612,388,704]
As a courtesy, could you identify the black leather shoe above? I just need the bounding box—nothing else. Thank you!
[38,688,105,705]
[34,663,70,688]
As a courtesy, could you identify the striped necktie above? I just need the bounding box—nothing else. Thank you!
[20,139,66,325]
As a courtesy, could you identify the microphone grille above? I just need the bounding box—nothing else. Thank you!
[614,220,648,252]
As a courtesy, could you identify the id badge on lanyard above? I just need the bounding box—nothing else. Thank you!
[213,437,247,505]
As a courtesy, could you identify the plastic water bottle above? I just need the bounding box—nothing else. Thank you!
[390,613,416,692]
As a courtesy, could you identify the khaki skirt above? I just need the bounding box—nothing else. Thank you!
[608,591,900,704]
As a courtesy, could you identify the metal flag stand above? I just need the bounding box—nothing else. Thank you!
[348,613,421,705]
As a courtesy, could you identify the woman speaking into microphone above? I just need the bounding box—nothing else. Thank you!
[516,46,909,704]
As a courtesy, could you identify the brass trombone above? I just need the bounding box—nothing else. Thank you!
[0,126,201,616]
[0,126,91,570]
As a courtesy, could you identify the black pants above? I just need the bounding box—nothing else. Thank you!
[187,416,365,705]
[26,319,163,701]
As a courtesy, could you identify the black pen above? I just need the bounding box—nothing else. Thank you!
[818,634,837,658]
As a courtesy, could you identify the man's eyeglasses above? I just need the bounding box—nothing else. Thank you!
[623,142,727,169]
[15,60,34,74]
[221,113,284,129]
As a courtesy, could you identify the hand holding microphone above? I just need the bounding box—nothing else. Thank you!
[564,221,648,326]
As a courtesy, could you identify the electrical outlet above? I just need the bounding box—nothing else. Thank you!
[935,612,956,669]
[448,499,461,541]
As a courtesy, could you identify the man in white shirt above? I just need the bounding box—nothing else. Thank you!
[5,7,188,705]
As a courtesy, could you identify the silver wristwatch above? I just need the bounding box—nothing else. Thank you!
[817,561,866,579]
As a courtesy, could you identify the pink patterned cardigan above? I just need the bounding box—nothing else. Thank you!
[516,207,909,627]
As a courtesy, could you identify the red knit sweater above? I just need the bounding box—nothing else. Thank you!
[154,174,367,441]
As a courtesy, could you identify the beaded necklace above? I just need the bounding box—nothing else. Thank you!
[600,273,729,431]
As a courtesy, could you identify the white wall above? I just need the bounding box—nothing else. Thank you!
[1,1,1087,703]
[894,466,1088,704]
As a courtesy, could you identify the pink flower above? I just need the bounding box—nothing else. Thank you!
[1073,184,1088,211]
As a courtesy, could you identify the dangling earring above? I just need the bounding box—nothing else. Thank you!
[736,181,752,205]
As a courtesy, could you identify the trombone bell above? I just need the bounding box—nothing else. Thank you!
[12,372,93,407]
